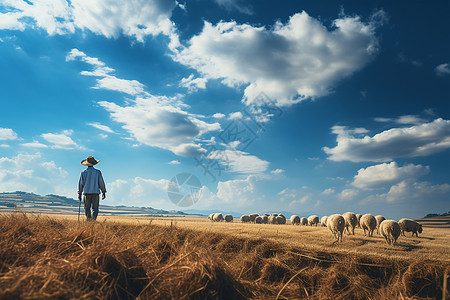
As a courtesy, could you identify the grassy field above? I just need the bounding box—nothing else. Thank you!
[0,213,448,299]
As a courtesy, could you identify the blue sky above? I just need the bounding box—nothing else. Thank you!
[0,0,449,219]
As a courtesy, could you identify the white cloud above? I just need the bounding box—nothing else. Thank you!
[228,112,243,120]
[99,96,220,157]
[0,128,18,140]
[216,175,257,206]
[208,149,269,174]
[213,113,226,119]
[1,0,176,42]
[67,49,146,95]
[289,194,311,208]
[87,122,114,133]
[324,118,450,162]
[179,74,207,92]
[435,63,450,76]
[41,130,81,149]
[21,141,49,148]
[374,115,424,125]
[168,160,181,165]
[384,180,450,203]
[0,152,71,196]
[0,144,10,148]
[172,11,382,106]
[352,162,429,190]
[322,188,335,195]
[338,188,359,201]
[270,168,285,175]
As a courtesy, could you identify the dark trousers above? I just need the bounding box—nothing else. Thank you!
[84,194,100,220]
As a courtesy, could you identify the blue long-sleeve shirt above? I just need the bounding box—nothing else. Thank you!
[78,166,107,195]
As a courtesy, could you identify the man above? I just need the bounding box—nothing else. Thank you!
[78,156,106,221]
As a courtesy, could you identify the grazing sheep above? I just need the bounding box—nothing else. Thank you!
[249,213,259,223]
[213,213,223,222]
[360,214,377,237]
[308,215,319,226]
[300,217,308,225]
[268,215,277,224]
[240,215,250,223]
[356,214,362,228]
[327,214,345,242]
[375,215,386,235]
[290,215,301,225]
[262,215,269,224]
[379,220,401,245]
[255,216,263,224]
[224,214,233,222]
[208,213,214,221]
[398,219,423,237]
[321,216,328,227]
[276,215,286,225]
[343,212,358,235]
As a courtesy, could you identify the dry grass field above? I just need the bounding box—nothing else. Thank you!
[0,213,448,299]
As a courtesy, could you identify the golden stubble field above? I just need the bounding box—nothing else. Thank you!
[1,213,449,299]
[57,214,450,262]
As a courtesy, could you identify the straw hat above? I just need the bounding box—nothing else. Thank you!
[81,156,100,166]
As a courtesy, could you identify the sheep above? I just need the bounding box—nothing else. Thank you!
[224,214,233,222]
[375,215,386,235]
[327,214,345,242]
[262,215,269,224]
[379,220,401,245]
[255,216,263,224]
[356,214,362,228]
[272,213,279,217]
[268,215,277,224]
[249,213,259,223]
[300,217,308,225]
[308,215,319,226]
[398,218,423,237]
[213,213,223,222]
[276,215,286,224]
[360,214,377,237]
[240,215,250,223]
[320,216,328,227]
[290,215,300,225]
[343,212,358,235]
[208,213,214,221]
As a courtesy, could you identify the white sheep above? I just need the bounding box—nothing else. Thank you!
[356,214,362,228]
[249,213,259,223]
[224,214,233,222]
[343,212,357,235]
[262,215,269,224]
[379,220,401,245]
[213,213,223,222]
[276,215,286,224]
[300,217,308,225]
[290,215,300,225]
[255,216,263,224]
[208,213,214,221]
[240,215,250,223]
[375,215,386,235]
[360,214,377,237]
[327,214,345,242]
[398,219,423,237]
[321,216,328,227]
[268,215,277,224]
[308,215,319,226]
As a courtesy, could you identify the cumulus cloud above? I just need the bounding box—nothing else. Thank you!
[352,162,429,190]
[66,49,146,95]
[0,152,70,196]
[0,128,18,140]
[41,130,81,149]
[216,175,258,206]
[271,168,285,175]
[179,74,207,92]
[384,180,450,203]
[168,160,181,165]
[99,96,220,157]
[338,188,359,201]
[172,11,382,106]
[212,113,226,119]
[208,149,269,174]
[0,0,176,41]
[322,188,335,195]
[324,118,450,162]
[435,63,450,76]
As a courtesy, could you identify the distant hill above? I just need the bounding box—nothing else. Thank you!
[0,191,187,217]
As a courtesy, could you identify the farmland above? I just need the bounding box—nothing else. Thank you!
[0,213,448,299]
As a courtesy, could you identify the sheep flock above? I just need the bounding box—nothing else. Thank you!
[207,212,423,245]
